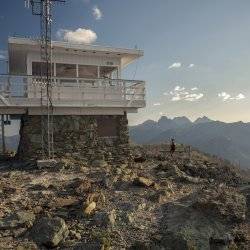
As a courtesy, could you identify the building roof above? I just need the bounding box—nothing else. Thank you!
[8,37,143,67]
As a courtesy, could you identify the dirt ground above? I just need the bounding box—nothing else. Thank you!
[0,145,249,249]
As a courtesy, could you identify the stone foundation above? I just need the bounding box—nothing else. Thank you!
[17,114,131,165]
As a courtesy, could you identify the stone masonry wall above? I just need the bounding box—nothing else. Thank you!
[17,114,131,165]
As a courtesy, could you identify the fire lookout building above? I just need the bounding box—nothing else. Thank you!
[0,37,146,164]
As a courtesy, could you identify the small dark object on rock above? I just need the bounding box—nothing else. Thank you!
[134,155,146,163]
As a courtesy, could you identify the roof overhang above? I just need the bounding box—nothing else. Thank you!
[8,37,143,68]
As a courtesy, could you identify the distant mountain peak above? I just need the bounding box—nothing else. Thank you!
[158,116,171,122]
[173,116,192,126]
[142,119,157,125]
[194,116,213,124]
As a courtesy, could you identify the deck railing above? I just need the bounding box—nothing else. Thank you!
[0,74,146,108]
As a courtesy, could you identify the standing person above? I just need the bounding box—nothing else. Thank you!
[170,138,176,156]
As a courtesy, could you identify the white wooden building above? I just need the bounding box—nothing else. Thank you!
[0,37,145,116]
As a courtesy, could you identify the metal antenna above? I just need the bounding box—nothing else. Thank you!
[26,0,65,159]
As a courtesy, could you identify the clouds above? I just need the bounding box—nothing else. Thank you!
[168,62,195,70]
[236,93,246,100]
[56,2,103,45]
[169,86,204,102]
[174,86,185,91]
[57,28,97,44]
[163,88,246,103]
[218,92,230,101]
[168,62,181,69]
[218,92,246,101]
[153,103,161,106]
[92,5,103,20]
[82,0,103,20]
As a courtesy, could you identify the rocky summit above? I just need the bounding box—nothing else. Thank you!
[0,144,249,249]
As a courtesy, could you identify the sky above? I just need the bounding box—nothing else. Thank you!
[1,0,250,130]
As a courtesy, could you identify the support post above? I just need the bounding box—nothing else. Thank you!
[1,115,6,154]
[188,146,191,162]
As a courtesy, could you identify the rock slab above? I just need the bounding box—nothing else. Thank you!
[0,211,35,229]
[29,217,69,247]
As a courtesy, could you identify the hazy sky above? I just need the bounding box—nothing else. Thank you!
[1,0,250,128]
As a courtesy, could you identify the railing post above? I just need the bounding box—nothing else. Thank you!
[1,115,6,154]
[123,81,126,100]
[6,76,10,98]
[104,79,106,100]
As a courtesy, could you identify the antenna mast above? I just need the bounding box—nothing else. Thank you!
[25,0,65,159]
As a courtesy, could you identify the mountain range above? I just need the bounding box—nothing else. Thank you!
[129,116,250,170]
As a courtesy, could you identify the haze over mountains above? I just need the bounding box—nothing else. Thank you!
[130,116,250,170]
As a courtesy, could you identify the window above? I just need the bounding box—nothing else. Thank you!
[32,62,54,76]
[56,63,76,78]
[100,66,118,79]
[97,116,118,137]
[78,65,98,78]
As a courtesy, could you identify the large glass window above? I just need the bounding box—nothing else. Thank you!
[100,66,118,79]
[56,63,76,78]
[78,65,98,78]
[32,62,54,76]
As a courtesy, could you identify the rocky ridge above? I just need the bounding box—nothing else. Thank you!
[0,144,249,249]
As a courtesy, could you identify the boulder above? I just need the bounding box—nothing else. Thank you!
[55,158,76,170]
[69,230,81,240]
[149,190,170,203]
[54,197,79,208]
[36,159,57,169]
[128,241,151,249]
[75,179,92,194]
[108,209,116,228]
[159,197,225,249]
[84,201,96,215]
[160,231,197,250]
[193,186,246,222]
[29,217,69,247]
[129,241,162,250]
[16,242,38,250]
[0,211,35,229]
[156,163,206,183]
[156,163,184,178]
[134,177,154,187]
[91,159,108,168]
[158,186,247,250]
[93,210,116,228]
[68,178,92,195]
[209,233,234,250]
